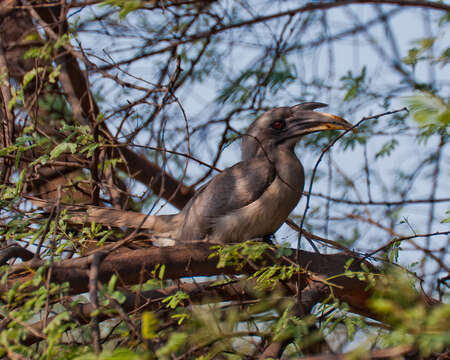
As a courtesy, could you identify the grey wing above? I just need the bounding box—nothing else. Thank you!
[179,157,275,241]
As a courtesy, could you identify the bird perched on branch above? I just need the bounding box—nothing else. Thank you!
[147,102,352,245]
[56,102,352,245]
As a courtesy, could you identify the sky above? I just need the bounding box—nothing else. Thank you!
[71,1,449,287]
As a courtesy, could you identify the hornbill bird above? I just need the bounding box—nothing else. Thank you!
[58,102,352,245]
[146,102,352,245]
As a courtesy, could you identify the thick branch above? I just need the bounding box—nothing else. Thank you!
[3,244,376,320]
[0,245,34,265]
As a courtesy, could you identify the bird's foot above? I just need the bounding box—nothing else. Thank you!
[262,234,275,245]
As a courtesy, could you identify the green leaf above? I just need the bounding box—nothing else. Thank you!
[158,264,166,280]
[49,64,61,84]
[23,47,41,59]
[50,142,77,159]
[54,33,71,50]
[404,92,449,140]
[80,143,99,158]
[171,313,189,325]
[101,0,143,19]
[403,48,421,66]
[156,332,187,358]
[23,68,42,87]
[0,144,17,157]
[15,169,26,196]
[344,317,356,340]
[441,211,450,224]
[162,291,189,309]
[8,87,18,110]
[341,66,367,101]
[142,311,158,340]
[406,92,449,127]
[275,243,293,258]
[108,274,118,293]
[375,139,398,159]
[437,47,450,65]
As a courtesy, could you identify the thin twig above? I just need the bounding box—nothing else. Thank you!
[88,251,107,354]
[296,107,408,257]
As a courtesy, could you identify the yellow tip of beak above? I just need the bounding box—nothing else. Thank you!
[318,112,354,130]
[303,112,354,134]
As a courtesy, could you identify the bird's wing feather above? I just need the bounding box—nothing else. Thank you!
[179,157,275,241]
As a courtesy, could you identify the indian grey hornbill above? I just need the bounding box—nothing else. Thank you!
[147,102,352,244]
[58,103,351,244]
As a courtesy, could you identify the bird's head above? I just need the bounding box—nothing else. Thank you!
[241,102,353,160]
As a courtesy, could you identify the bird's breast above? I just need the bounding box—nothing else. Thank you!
[211,156,304,243]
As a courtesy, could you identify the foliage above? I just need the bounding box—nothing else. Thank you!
[0,0,448,359]
[370,271,450,356]
[405,92,449,141]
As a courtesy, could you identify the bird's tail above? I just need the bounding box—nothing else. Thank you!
[68,206,182,232]
[31,198,181,233]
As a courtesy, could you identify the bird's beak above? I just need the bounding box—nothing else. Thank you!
[285,111,353,140]
[299,112,353,134]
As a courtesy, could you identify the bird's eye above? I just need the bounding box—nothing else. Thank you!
[271,120,286,130]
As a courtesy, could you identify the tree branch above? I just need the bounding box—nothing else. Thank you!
[0,245,34,265]
[3,243,379,321]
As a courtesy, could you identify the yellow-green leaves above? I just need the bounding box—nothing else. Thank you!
[101,0,144,20]
[369,270,449,356]
[142,312,158,340]
[210,241,271,269]
[250,265,299,290]
[155,332,187,359]
[162,291,189,309]
[341,66,368,102]
[50,142,78,160]
[405,92,449,140]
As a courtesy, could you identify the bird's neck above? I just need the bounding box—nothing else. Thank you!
[275,144,303,168]
[269,146,305,192]
[241,142,304,190]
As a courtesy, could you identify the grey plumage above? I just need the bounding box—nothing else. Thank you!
[59,103,352,245]
[154,102,352,244]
